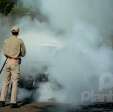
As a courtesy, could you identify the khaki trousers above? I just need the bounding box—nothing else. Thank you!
[0,62,20,103]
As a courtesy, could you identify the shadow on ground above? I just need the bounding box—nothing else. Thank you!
[0,102,113,112]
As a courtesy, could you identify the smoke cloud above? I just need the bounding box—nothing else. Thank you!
[1,0,113,104]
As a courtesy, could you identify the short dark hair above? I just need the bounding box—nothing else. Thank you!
[11,31,19,36]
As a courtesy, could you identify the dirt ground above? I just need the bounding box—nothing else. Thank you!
[0,102,57,112]
[0,102,113,112]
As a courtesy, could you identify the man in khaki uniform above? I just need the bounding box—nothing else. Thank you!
[0,26,26,107]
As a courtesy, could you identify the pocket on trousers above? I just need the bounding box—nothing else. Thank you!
[11,64,20,74]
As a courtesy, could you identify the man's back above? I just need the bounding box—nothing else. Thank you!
[3,36,26,58]
[3,36,21,58]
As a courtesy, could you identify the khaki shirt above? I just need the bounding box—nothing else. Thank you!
[3,36,26,58]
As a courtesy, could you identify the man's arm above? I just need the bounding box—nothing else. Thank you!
[3,39,8,58]
[20,39,26,57]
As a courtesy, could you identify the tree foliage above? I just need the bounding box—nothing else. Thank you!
[0,0,17,15]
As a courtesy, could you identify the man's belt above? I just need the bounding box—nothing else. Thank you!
[7,56,21,64]
[7,56,20,60]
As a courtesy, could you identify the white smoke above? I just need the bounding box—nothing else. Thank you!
[1,0,113,104]
[48,22,113,103]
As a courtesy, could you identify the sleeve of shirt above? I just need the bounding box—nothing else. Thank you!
[3,40,8,57]
[19,39,26,57]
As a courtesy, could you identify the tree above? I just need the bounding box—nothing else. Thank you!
[0,0,17,15]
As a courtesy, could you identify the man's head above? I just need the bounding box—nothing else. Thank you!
[11,26,20,36]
